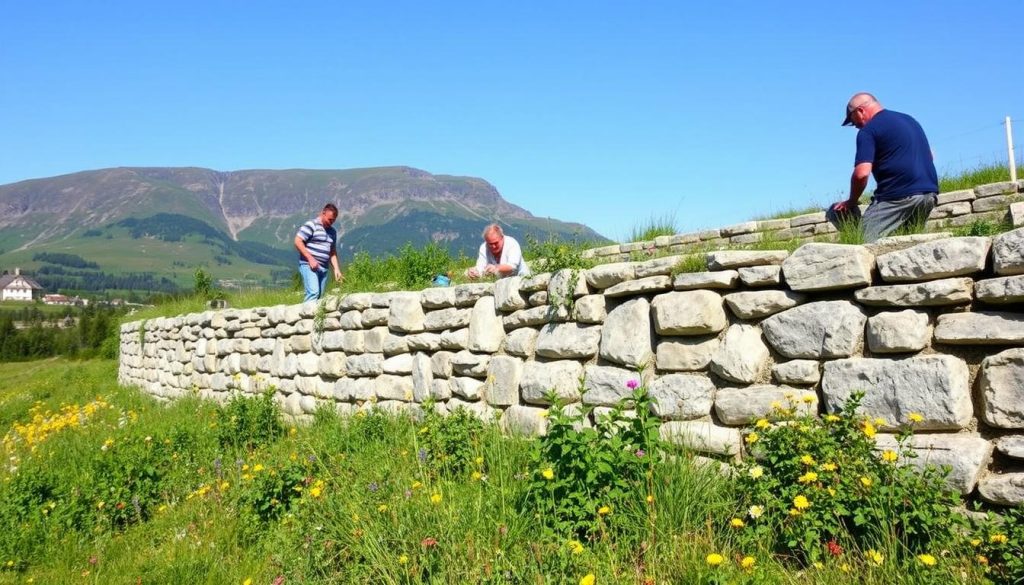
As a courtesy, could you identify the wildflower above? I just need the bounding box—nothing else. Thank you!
[908,412,924,423]
[368,481,380,492]
[626,379,639,390]
[793,495,810,510]
[865,549,884,565]
[430,493,443,504]
[730,518,745,528]
[970,538,981,547]
[800,454,816,466]
[755,418,770,429]
[474,457,484,465]
[309,482,324,498]
[538,410,548,418]
[421,537,438,548]
[411,481,422,490]
[977,555,988,566]
[873,417,886,426]
[990,534,1008,544]
[801,394,815,403]
[820,462,837,472]
[542,468,555,480]
[580,574,596,585]
[748,466,764,479]
[798,471,818,484]
[634,449,646,458]
[378,504,388,512]
[748,505,764,519]
[789,508,803,516]
[243,579,253,585]
[824,414,841,422]
[826,539,843,557]
[101,438,114,451]
[597,505,611,516]
[860,476,873,488]
[471,471,483,481]
[881,450,898,463]
[646,494,654,504]
[744,433,759,445]
[219,481,230,491]
[917,554,937,566]
[398,554,408,565]
[96,501,105,510]
[770,400,783,410]
[839,563,850,573]
[568,540,584,554]
[861,421,876,438]
[706,553,724,567]
[740,556,755,570]
[418,448,427,463]
[253,464,265,472]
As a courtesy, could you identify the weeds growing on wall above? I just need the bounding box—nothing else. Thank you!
[625,212,679,243]
[951,218,1015,237]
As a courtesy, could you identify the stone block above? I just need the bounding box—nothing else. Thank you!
[582,364,647,406]
[673,270,739,290]
[362,308,389,327]
[934,311,1024,345]
[454,283,493,307]
[876,237,990,282]
[521,360,584,404]
[761,301,866,358]
[502,327,538,358]
[660,421,743,458]
[992,227,1024,275]
[648,374,715,420]
[375,374,414,401]
[978,348,1024,428]
[548,268,590,302]
[655,336,719,371]
[536,322,602,359]
[866,310,930,353]
[411,353,433,402]
[875,434,992,495]
[347,354,384,378]
[467,296,505,352]
[854,277,974,307]
[451,377,484,401]
[707,250,789,270]
[423,307,472,331]
[494,276,527,312]
[439,328,469,350]
[772,360,820,385]
[599,297,653,368]
[382,354,414,375]
[975,181,1019,197]
[782,243,874,291]
[382,333,410,356]
[978,473,1024,506]
[789,211,827,227]
[738,265,782,286]
[651,290,727,335]
[936,189,975,205]
[421,287,456,309]
[995,436,1024,459]
[714,385,817,425]
[500,405,549,437]
[724,290,805,320]
[635,255,683,278]
[710,324,769,384]
[484,355,524,406]
[503,305,564,329]
[573,295,607,324]
[388,292,425,333]
[430,351,454,378]
[603,275,673,297]
[451,350,490,378]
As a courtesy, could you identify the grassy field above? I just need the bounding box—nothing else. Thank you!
[0,359,1015,584]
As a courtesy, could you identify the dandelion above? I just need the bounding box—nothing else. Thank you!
[825,414,841,422]
[430,493,443,504]
[748,505,764,519]
[793,495,810,510]
[706,553,724,567]
[411,481,422,490]
[917,554,937,566]
[475,456,484,465]
[580,574,596,585]
[755,418,770,429]
[253,464,265,473]
[542,467,555,480]
[748,466,764,479]
[243,579,253,585]
[789,508,803,516]
[309,482,324,498]
[730,518,745,528]
[219,481,230,491]
[798,471,818,484]
[597,505,611,516]
[646,494,654,504]
[861,421,877,438]
[770,400,783,410]
[744,433,759,445]
[977,555,989,566]
[820,462,837,472]
[873,417,886,426]
[96,501,105,510]
[839,563,850,573]
[568,540,584,554]
[908,412,924,423]
[398,554,408,565]
[860,476,873,488]
[971,538,982,547]
[990,533,1008,544]
[378,504,388,512]
[801,394,815,403]
[471,471,483,481]
[800,454,816,466]
[881,450,898,463]
[865,549,884,565]
[740,556,755,570]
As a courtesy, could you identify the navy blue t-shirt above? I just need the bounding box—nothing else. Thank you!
[855,109,939,201]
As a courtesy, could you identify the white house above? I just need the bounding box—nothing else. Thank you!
[0,268,44,301]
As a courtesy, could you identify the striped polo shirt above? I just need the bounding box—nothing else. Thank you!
[295,218,337,267]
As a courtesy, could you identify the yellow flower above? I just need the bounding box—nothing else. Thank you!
[873,417,886,426]
[770,400,783,410]
[289,426,298,436]
[840,563,850,573]
[309,485,323,498]
[748,466,764,479]
[862,421,876,438]
[579,574,596,585]
[378,504,388,512]
[646,494,654,504]
[740,556,755,570]
[597,505,611,516]
[411,481,423,490]
[977,555,989,566]
[542,467,554,480]
[917,554,937,566]
[798,471,818,484]
[971,538,982,547]
[860,476,873,488]
[474,456,484,465]
[991,533,1008,544]
[568,540,585,555]
[471,471,483,481]
[820,462,837,472]
[755,418,770,429]
[730,517,745,528]
[881,450,898,463]
[748,505,764,519]
[866,549,884,565]
[253,464,265,472]
[800,454,816,466]
[430,493,443,504]
[793,495,810,510]
[744,433,759,445]
[398,554,408,565]
[243,579,253,585]
[789,508,802,516]
[706,553,724,567]
[908,412,924,423]
[801,394,815,403]
[539,410,549,418]
[96,501,105,510]
[825,414,841,422]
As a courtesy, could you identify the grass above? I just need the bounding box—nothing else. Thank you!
[939,161,1017,192]
[0,358,1005,583]
[625,212,679,243]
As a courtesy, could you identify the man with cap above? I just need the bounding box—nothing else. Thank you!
[827,93,938,242]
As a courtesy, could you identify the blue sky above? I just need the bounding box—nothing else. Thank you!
[2,1,1022,242]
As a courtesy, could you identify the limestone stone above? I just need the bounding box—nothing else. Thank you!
[976,275,1024,303]
[528,291,548,306]
[720,221,759,237]
[406,332,442,351]
[978,473,1024,506]
[707,250,789,270]
[866,310,931,353]
[655,336,719,371]
[974,194,1017,212]
[500,405,549,437]
[387,292,425,333]
[454,283,493,307]
[338,310,363,330]
[467,296,505,352]
[975,181,1019,197]
[536,323,602,359]
[992,227,1024,275]
[376,375,415,401]
[431,379,452,400]
[673,270,739,290]
[995,436,1024,459]
[854,277,973,307]
[382,354,414,375]
[439,328,468,350]
[519,273,551,292]
[582,364,647,406]
[1012,201,1024,228]
[318,352,347,377]
[451,350,490,378]
[573,295,607,324]
[930,201,972,218]
[761,301,866,358]
[635,255,683,278]
[450,377,484,401]
[289,335,313,353]
[484,356,524,406]
[790,211,826,227]
[585,262,636,289]
[420,287,456,309]
[494,276,527,312]
[600,297,653,368]
[821,355,971,430]
[936,189,975,205]
[738,265,782,286]
[382,334,410,356]
[876,237,990,282]
[875,434,993,495]
[648,374,715,420]
[503,305,566,329]
[347,354,384,378]
[411,353,433,402]
[651,290,727,335]
[338,293,372,311]
[362,308,389,327]
[978,348,1024,428]
[502,327,538,358]
[603,276,673,297]
[521,360,584,404]
[710,324,769,384]
[660,421,743,458]
[430,351,453,378]
[781,243,874,291]
[724,290,805,320]
[423,307,472,331]
[548,268,590,302]
[370,292,397,308]
[364,326,388,353]
[715,385,817,425]
[934,311,1024,344]
[772,360,820,385]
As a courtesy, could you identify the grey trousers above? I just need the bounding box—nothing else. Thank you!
[826,193,937,242]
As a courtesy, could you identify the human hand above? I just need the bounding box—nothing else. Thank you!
[833,200,851,213]
[466,268,480,279]
[334,270,343,283]
[484,264,499,276]
[308,258,320,271]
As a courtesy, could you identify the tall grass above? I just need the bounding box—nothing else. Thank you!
[939,161,1016,192]
[625,212,678,243]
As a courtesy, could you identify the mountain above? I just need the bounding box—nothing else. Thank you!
[0,166,606,293]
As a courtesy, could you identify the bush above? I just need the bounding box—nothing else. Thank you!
[972,505,1024,583]
[215,390,283,451]
[416,406,485,478]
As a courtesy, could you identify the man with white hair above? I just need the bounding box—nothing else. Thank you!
[465,223,531,279]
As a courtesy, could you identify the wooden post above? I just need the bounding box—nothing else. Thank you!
[1008,116,1018,183]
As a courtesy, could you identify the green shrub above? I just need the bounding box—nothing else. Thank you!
[395,242,455,289]
[416,405,485,478]
[215,390,284,451]
[234,459,308,541]
[524,377,662,539]
[951,218,1014,237]
[524,234,594,274]
[971,505,1024,583]
[734,392,967,565]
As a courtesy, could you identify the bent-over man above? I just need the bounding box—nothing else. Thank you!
[295,203,343,301]
[465,224,531,279]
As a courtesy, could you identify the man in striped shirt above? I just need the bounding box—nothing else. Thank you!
[294,203,343,301]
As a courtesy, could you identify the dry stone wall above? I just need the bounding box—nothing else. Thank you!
[120,182,1024,507]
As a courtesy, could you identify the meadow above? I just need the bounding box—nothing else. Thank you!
[1,359,1020,584]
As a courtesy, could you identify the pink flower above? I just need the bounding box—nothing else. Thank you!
[626,379,639,390]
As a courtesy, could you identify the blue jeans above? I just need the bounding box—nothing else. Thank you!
[298,263,328,302]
